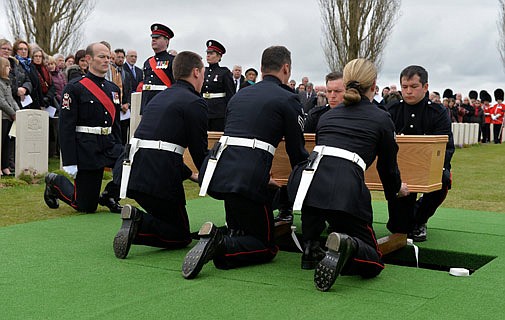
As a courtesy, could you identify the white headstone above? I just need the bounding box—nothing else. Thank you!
[15,109,48,177]
[130,92,142,140]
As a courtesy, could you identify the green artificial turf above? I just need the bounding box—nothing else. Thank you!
[1,196,505,319]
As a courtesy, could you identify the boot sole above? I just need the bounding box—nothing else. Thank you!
[314,233,353,292]
[182,222,216,279]
[113,205,138,259]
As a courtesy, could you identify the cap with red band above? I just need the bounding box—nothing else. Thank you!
[151,23,174,39]
[206,39,226,55]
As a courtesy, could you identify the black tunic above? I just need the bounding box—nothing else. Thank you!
[201,75,309,203]
[127,80,208,204]
[289,97,402,224]
[59,72,122,170]
[140,50,175,111]
[202,62,235,120]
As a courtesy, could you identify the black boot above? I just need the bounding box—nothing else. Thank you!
[43,173,59,209]
[301,240,326,270]
[182,222,224,279]
[314,232,357,292]
[274,208,293,224]
[98,191,122,213]
[113,204,142,259]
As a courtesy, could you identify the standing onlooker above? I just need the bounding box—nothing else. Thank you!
[491,89,504,143]
[0,57,20,176]
[0,39,32,109]
[239,67,258,90]
[202,39,235,131]
[66,49,87,81]
[299,82,316,113]
[289,79,296,91]
[469,99,484,142]
[140,23,176,113]
[113,48,134,145]
[54,54,66,74]
[47,55,67,157]
[32,47,55,109]
[64,55,74,70]
[232,65,244,92]
[124,49,143,92]
[480,90,492,143]
[13,40,43,109]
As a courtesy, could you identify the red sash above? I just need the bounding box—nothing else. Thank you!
[149,57,172,87]
[80,77,116,124]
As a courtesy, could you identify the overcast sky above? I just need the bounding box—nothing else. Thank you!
[1,0,503,98]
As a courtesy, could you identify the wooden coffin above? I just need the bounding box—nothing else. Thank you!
[183,133,448,193]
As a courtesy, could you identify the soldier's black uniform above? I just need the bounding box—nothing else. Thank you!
[140,50,175,113]
[288,97,402,278]
[47,72,123,212]
[202,62,235,131]
[117,80,208,249]
[386,97,455,234]
[304,104,330,133]
[200,75,308,268]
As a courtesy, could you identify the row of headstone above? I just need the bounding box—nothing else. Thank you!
[451,123,480,147]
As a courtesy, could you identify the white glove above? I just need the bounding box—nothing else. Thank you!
[492,114,498,120]
[63,165,78,179]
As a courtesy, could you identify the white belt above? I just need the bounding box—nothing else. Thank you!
[75,126,112,135]
[293,145,366,210]
[142,84,167,91]
[199,135,276,196]
[120,137,185,199]
[203,92,226,99]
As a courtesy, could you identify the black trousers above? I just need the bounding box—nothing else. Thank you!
[213,193,278,269]
[387,186,449,234]
[493,123,503,143]
[128,190,192,249]
[51,169,117,213]
[120,119,130,145]
[1,119,12,170]
[482,123,491,142]
[302,206,384,278]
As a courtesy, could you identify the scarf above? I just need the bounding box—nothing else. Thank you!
[15,55,31,73]
[35,63,52,94]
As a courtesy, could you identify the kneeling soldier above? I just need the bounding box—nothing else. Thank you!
[44,42,123,213]
[182,46,308,279]
[113,51,208,259]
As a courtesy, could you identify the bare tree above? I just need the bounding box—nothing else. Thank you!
[498,0,505,72]
[4,0,95,55]
[319,0,401,72]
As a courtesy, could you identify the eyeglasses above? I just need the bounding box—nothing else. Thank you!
[1,47,12,51]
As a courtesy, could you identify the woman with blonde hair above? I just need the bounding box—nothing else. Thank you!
[0,57,20,175]
[288,58,408,291]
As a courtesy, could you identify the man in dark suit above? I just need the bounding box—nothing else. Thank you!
[299,82,317,113]
[113,51,208,259]
[182,45,309,279]
[124,49,143,92]
[43,42,123,213]
[231,65,245,92]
